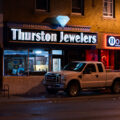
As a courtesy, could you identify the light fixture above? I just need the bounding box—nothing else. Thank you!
[35,50,42,55]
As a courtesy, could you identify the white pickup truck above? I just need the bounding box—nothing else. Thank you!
[43,61,120,97]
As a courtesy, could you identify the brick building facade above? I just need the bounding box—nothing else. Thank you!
[0,0,120,95]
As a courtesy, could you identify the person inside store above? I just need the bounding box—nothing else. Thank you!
[17,64,25,75]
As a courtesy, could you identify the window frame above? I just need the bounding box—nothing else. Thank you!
[35,0,50,12]
[97,64,104,72]
[71,0,84,15]
[83,64,96,74]
[103,0,115,18]
[3,49,49,76]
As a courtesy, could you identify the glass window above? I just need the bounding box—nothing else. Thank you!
[4,50,28,76]
[97,64,103,72]
[72,0,84,14]
[4,49,49,76]
[84,64,96,74]
[35,0,49,11]
[52,50,62,55]
[53,58,61,72]
[63,62,86,72]
[28,49,49,75]
[103,0,114,18]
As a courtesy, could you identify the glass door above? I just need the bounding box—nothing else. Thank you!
[52,58,61,72]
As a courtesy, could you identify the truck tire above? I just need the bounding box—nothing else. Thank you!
[112,81,120,94]
[46,88,58,94]
[67,82,80,97]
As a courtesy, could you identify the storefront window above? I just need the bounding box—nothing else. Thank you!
[101,50,109,69]
[86,50,98,61]
[4,50,28,76]
[52,50,62,55]
[28,49,49,74]
[4,49,49,76]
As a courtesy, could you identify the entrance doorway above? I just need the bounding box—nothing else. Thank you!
[51,50,63,72]
[52,58,61,72]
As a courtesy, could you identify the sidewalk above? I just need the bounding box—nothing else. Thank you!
[0,92,67,104]
[0,95,49,104]
[1,91,120,104]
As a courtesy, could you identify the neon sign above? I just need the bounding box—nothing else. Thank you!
[103,34,120,49]
[107,36,120,47]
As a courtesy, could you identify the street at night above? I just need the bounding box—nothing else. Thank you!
[1,92,120,120]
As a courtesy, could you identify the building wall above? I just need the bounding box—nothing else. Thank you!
[3,76,45,95]
[3,0,120,95]
[3,0,120,48]
[3,0,120,31]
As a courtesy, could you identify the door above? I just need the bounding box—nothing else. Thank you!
[52,58,61,72]
[82,64,100,88]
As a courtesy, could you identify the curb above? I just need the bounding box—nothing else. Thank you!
[1,94,120,104]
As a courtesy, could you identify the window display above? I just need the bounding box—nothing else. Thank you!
[29,49,48,73]
[4,50,28,76]
[4,49,49,76]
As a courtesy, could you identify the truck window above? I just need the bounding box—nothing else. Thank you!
[97,64,103,72]
[84,64,96,74]
[63,62,86,72]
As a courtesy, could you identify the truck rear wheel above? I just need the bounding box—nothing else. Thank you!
[112,81,120,94]
[67,82,80,97]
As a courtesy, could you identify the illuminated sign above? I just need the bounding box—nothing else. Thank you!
[107,35,120,47]
[9,28,97,45]
[56,16,70,27]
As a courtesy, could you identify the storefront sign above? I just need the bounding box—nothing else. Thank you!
[9,28,97,45]
[104,34,120,49]
[108,36,120,47]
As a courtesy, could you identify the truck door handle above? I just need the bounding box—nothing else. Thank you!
[96,75,98,78]
[79,75,82,78]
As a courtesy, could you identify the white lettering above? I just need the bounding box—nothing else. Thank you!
[18,29,22,40]
[64,34,69,42]
[80,33,84,43]
[32,32,36,41]
[83,35,89,43]
[88,35,92,43]
[75,35,80,43]
[36,33,41,41]
[60,31,64,42]
[25,32,31,41]
[51,34,57,42]
[69,34,75,42]
[41,31,45,41]
[11,28,97,44]
[92,36,97,44]
[11,28,18,40]
[45,33,51,41]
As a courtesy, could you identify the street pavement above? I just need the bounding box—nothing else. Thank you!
[1,90,120,104]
